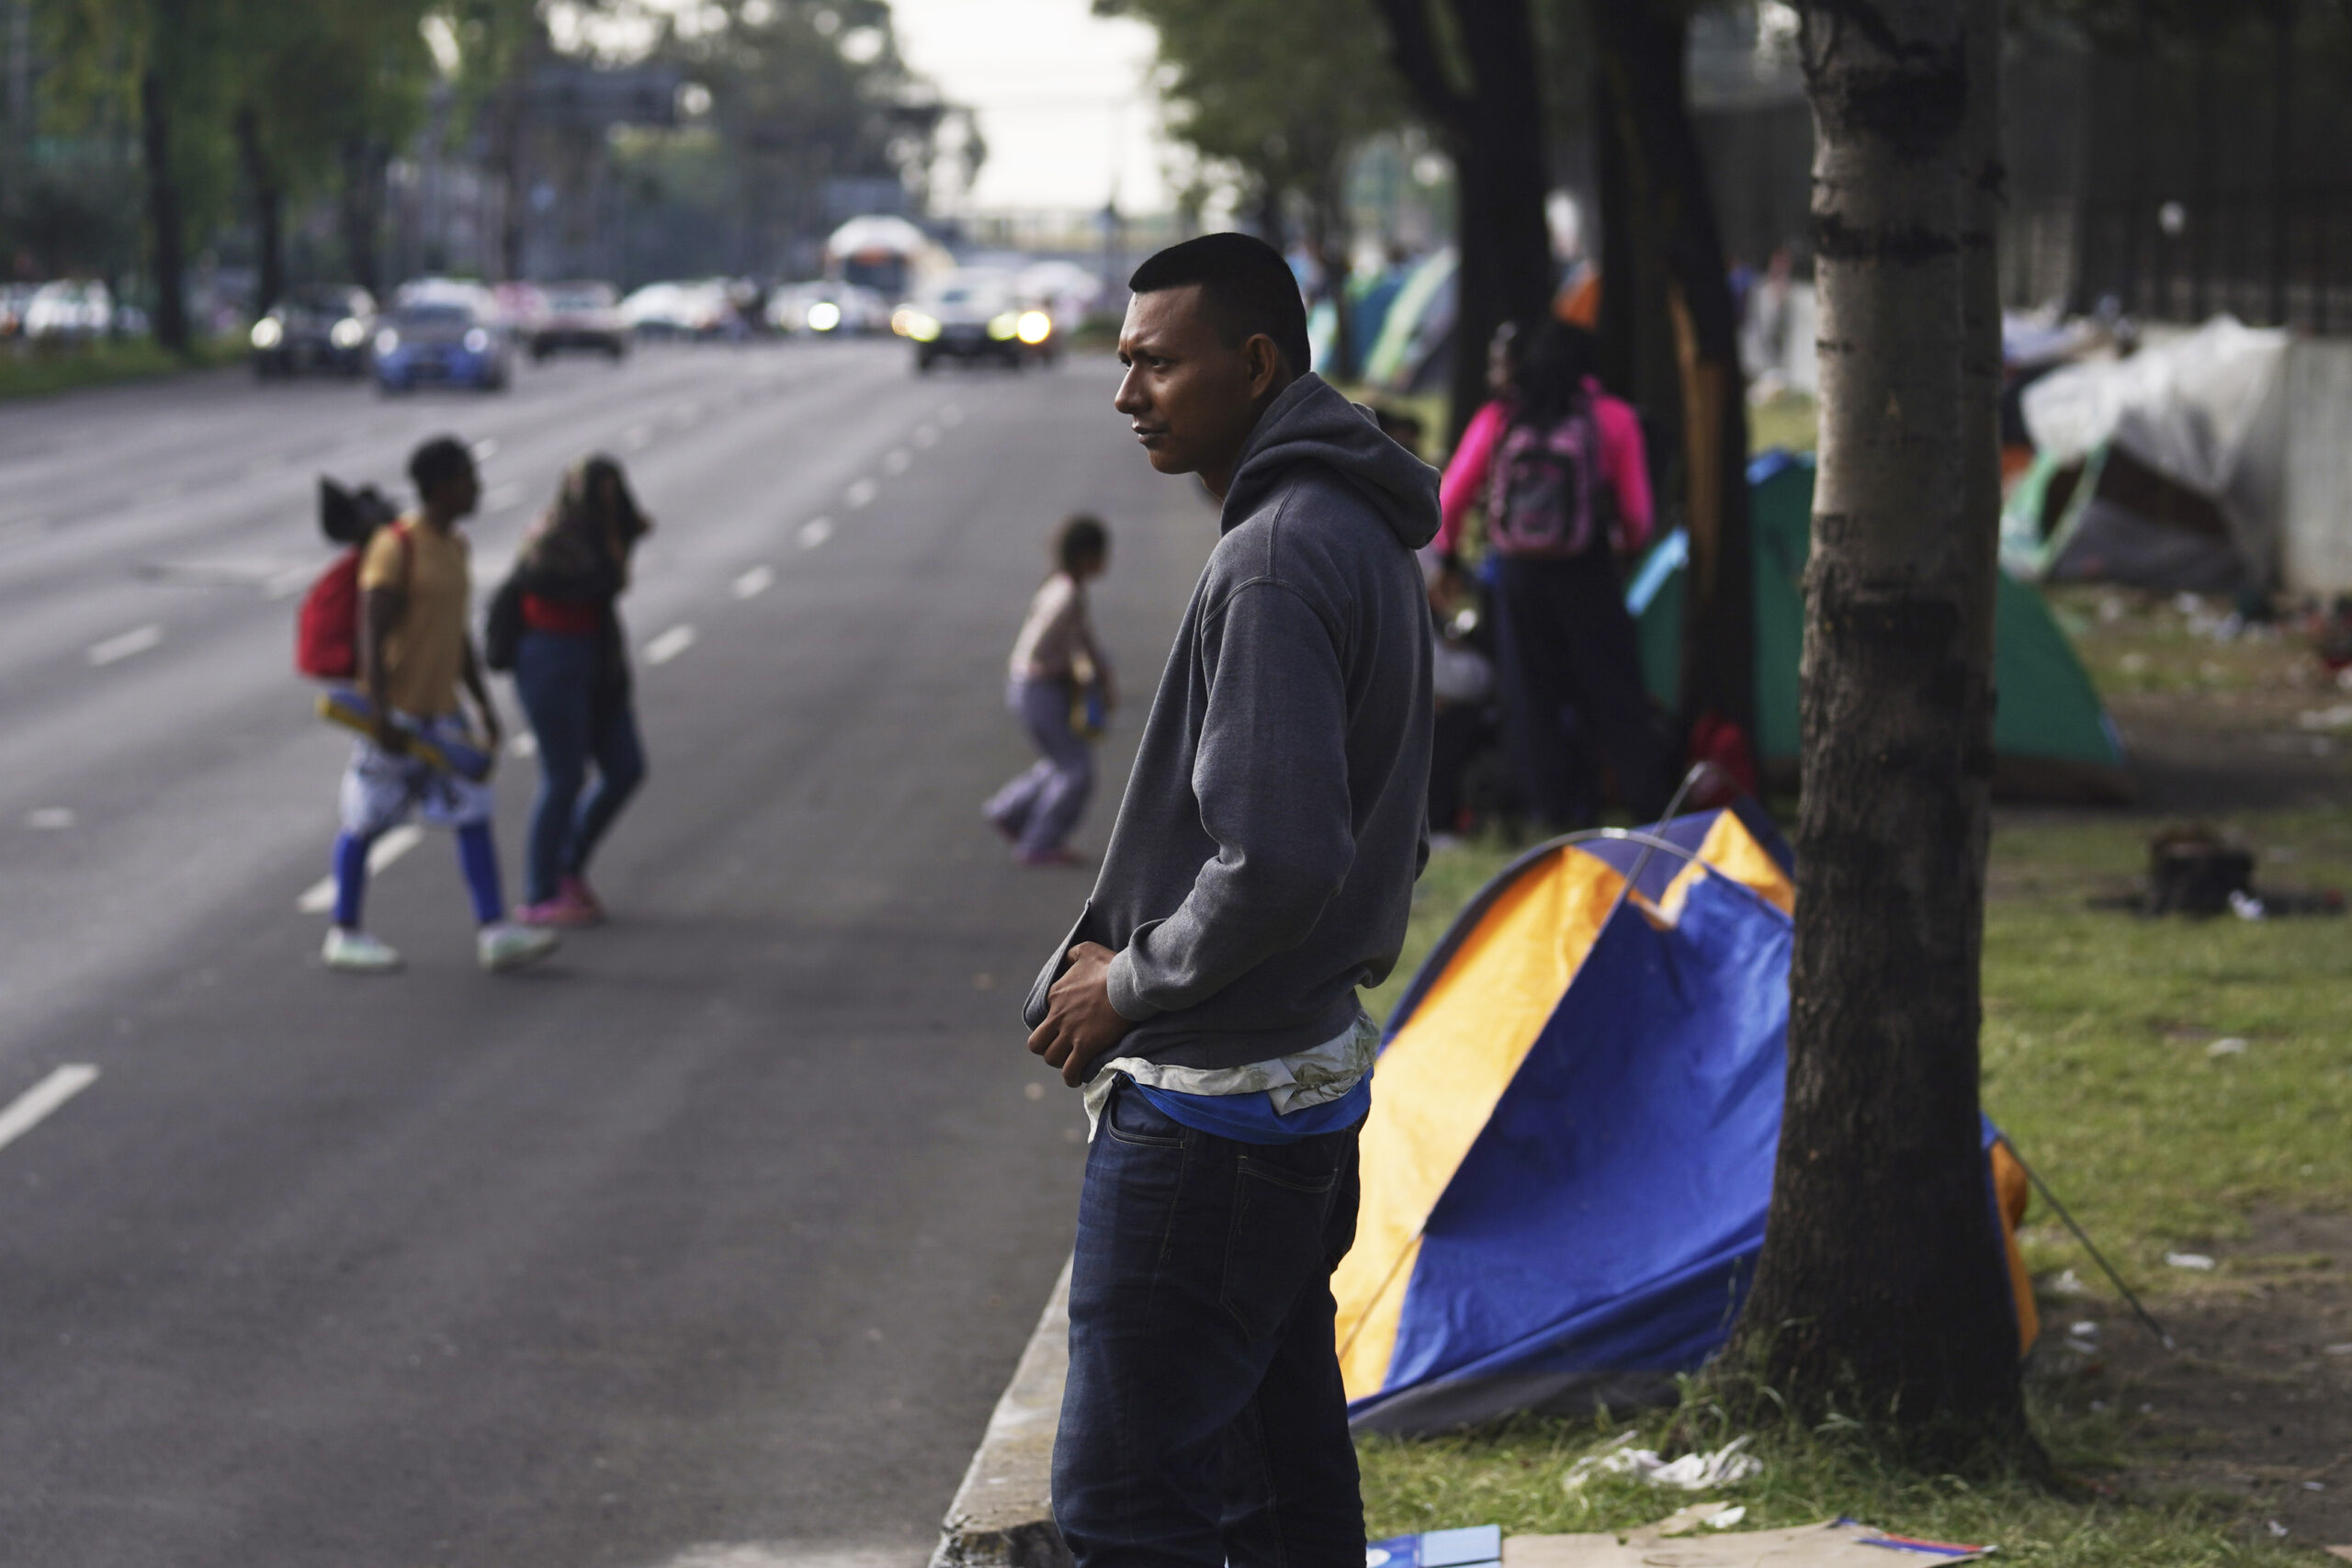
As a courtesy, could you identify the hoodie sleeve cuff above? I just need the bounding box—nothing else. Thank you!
[1105,948,1162,1024]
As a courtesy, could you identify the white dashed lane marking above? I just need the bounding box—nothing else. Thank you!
[296,824,424,913]
[882,448,910,476]
[731,565,775,599]
[0,1066,99,1157]
[482,483,525,514]
[24,807,75,830]
[797,518,834,549]
[843,479,877,510]
[88,624,164,667]
[644,624,697,666]
[621,423,653,452]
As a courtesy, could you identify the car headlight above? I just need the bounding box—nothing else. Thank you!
[463,327,491,353]
[906,313,942,343]
[374,328,400,355]
[330,317,366,350]
[1016,310,1053,345]
[807,300,842,332]
[250,317,284,350]
[987,311,1019,342]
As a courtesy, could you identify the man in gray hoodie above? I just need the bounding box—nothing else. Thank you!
[1024,232,1437,1568]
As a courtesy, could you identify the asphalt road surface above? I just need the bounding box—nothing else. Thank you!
[0,340,1217,1568]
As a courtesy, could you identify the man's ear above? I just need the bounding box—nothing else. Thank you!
[1244,333,1289,400]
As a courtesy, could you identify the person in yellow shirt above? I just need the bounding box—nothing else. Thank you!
[322,435,557,976]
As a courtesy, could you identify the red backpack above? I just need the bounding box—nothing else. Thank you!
[295,523,410,681]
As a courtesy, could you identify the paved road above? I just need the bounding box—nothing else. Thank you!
[0,342,1215,1567]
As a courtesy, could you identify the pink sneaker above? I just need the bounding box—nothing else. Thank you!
[560,874,606,920]
[514,889,600,928]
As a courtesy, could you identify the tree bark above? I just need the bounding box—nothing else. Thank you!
[139,67,188,353]
[236,106,285,319]
[1373,0,1552,443]
[1591,0,1756,746]
[339,137,387,299]
[1719,0,2032,1460]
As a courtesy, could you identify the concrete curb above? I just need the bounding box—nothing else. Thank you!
[928,1258,1073,1568]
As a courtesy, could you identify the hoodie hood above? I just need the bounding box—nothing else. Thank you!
[1221,373,1441,550]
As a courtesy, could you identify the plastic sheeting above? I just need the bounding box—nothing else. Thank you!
[2018,316,2290,584]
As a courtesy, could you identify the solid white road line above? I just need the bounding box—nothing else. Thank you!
[797,517,834,549]
[296,824,424,914]
[88,624,164,666]
[0,1066,99,1157]
[731,564,775,599]
[644,624,697,666]
[843,479,877,510]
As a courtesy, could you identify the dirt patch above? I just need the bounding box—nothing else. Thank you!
[2039,1212,2352,1548]
[2107,687,2352,814]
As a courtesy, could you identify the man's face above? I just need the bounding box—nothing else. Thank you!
[1113,286,1275,484]
[435,464,481,521]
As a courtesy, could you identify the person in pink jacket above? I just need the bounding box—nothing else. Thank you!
[1435,321,1671,826]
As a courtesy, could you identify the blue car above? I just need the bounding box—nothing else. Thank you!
[372,302,512,394]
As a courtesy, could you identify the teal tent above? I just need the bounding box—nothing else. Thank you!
[1628,453,2132,803]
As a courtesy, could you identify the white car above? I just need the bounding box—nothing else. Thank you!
[620,279,733,339]
[22,279,113,338]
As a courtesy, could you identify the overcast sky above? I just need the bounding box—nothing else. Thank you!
[887,0,1173,214]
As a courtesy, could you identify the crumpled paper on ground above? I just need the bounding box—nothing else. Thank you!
[1503,1513,1992,1567]
[1563,1433,1764,1493]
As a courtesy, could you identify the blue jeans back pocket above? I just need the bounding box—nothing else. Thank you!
[1220,1149,1342,1341]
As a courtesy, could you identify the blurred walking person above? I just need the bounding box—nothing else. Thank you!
[322,436,558,975]
[985,514,1112,867]
[1436,320,1668,827]
[508,456,651,926]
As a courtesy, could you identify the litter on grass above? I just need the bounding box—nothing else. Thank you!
[1503,1515,1993,1566]
[2165,1251,2217,1270]
[1564,1433,1763,1493]
[1367,1525,1501,1568]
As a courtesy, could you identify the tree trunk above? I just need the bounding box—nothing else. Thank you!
[339,137,387,299]
[1591,0,1756,746]
[236,106,284,319]
[1372,0,1552,444]
[1719,0,2032,1460]
[139,67,188,354]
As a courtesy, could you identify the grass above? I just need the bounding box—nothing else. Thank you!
[1357,802,2351,1562]
[0,334,242,400]
[1358,1393,2302,1563]
[1747,389,1819,455]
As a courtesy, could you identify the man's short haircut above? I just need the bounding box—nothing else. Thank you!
[408,435,475,500]
[1057,513,1109,573]
[1129,232,1311,379]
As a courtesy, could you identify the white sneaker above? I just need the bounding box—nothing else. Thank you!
[322,928,403,974]
[478,922,559,973]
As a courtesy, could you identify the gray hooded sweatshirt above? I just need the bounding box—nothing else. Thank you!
[1023,373,1439,1072]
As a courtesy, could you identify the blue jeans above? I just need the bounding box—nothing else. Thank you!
[1053,1078,1364,1568]
[513,630,647,905]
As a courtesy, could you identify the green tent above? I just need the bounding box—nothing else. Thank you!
[1629,452,2132,803]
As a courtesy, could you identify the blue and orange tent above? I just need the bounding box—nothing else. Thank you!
[1336,803,2036,1434]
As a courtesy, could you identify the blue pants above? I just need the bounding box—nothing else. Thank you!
[986,677,1093,855]
[1053,1079,1364,1568]
[513,631,647,906]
